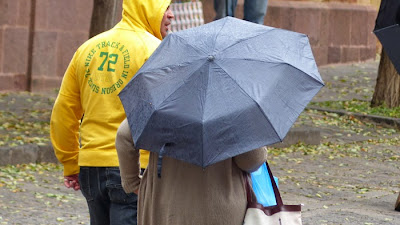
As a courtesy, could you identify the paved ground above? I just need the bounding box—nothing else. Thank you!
[1,59,400,225]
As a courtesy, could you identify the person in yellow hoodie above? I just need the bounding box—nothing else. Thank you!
[50,0,174,224]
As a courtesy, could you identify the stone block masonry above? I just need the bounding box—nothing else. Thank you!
[0,0,377,92]
[202,0,377,67]
[0,0,93,92]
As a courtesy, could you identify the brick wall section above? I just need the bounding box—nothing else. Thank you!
[0,0,31,91]
[0,0,93,92]
[1,0,378,92]
[286,0,380,7]
[31,0,93,92]
[203,0,377,67]
[323,2,377,64]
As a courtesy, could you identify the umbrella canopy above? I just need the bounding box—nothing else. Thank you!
[374,0,400,74]
[119,17,324,167]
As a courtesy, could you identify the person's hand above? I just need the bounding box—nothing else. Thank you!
[64,174,80,191]
[133,189,139,195]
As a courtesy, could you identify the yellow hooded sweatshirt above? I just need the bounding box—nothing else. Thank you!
[50,0,171,176]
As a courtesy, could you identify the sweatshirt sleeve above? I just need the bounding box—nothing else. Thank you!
[50,55,84,176]
[115,118,141,193]
[233,146,268,173]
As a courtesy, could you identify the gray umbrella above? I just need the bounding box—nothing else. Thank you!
[119,17,324,168]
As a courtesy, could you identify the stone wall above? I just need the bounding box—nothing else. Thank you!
[287,0,380,8]
[202,0,378,66]
[0,0,378,92]
[31,0,93,92]
[266,1,377,65]
[0,0,31,91]
[0,0,93,92]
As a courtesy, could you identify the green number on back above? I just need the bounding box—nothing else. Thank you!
[107,54,118,72]
[98,52,108,71]
[97,52,118,72]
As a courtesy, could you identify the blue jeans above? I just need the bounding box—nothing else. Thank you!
[79,167,138,225]
[214,0,268,24]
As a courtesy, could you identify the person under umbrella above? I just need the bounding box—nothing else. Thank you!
[116,118,268,225]
[116,17,323,224]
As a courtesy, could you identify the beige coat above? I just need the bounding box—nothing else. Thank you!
[116,119,268,225]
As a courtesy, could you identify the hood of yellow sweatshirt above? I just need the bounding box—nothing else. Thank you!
[115,0,171,40]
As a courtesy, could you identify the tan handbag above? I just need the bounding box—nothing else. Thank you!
[244,162,302,225]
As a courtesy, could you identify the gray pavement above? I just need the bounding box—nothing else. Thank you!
[274,59,400,225]
[1,59,400,224]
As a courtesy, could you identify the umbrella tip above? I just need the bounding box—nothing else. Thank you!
[207,55,215,62]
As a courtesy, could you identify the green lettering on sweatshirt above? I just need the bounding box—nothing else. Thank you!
[85,48,96,67]
[84,41,132,95]
[122,70,128,79]
[88,78,100,93]
[85,69,91,78]
[100,79,124,95]
[122,48,130,69]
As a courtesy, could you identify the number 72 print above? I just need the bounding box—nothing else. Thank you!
[98,52,119,72]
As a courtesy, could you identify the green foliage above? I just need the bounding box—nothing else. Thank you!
[0,92,55,147]
[309,99,400,118]
[268,136,400,162]
[0,163,62,192]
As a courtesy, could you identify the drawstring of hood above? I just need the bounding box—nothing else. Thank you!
[115,0,171,40]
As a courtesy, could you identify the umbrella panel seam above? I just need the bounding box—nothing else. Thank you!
[216,29,277,56]
[174,33,209,55]
[203,63,282,166]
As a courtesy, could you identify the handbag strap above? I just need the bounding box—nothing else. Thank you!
[244,172,254,204]
[244,162,284,206]
[265,161,283,206]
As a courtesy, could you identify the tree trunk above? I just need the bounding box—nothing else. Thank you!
[371,49,400,108]
[89,0,119,38]
[26,0,36,92]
